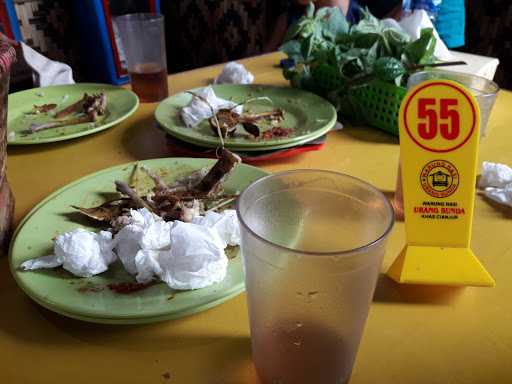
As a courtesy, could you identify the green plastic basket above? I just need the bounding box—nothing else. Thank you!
[350,80,407,136]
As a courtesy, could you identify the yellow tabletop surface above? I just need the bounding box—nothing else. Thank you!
[2,52,512,384]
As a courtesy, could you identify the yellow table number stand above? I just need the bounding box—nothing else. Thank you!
[387,79,495,287]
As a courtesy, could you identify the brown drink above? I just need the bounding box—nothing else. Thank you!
[129,63,168,103]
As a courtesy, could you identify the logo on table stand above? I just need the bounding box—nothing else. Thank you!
[420,160,459,198]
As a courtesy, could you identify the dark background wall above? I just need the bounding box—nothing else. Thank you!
[8,0,512,90]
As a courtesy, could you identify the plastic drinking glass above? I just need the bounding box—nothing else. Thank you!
[407,70,499,137]
[115,13,168,102]
[236,170,395,384]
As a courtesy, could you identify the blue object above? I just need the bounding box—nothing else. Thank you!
[280,58,295,69]
[4,0,22,41]
[434,0,465,48]
[402,0,442,16]
[75,0,161,85]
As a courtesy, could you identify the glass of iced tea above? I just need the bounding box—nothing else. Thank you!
[115,13,169,102]
[236,170,395,384]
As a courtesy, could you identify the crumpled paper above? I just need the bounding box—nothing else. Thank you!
[131,209,237,289]
[479,161,512,189]
[214,61,254,85]
[114,208,172,275]
[180,86,243,127]
[479,161,512,207]
[159,221,228,290]
[192,209,240,247]
[21,229,115,277]
[21,207,240,290]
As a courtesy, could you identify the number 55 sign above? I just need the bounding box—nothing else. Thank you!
[387,80,495,287]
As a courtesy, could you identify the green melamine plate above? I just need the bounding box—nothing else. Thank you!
[9,158,268,324]
[7,83,139,145]
[155,84,337,151]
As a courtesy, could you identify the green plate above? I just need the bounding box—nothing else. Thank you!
[155,84,337,151]
[8,83,139,145]
[9,158,268,324]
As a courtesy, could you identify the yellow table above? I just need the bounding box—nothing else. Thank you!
[2,53,511,383]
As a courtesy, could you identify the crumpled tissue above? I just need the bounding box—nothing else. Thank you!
[128,209,238,289]
[158,221,228,290]
[478,161,512,207]
[21,207,240,290]
[21,42,75,87]
[114,208,172,276]
[214,61,254,85]
[192,209,240,247]
[180,86,243,127]
[21,228,115,277]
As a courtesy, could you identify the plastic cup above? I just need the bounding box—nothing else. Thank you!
[407,70,499,137]
[115,13,168,102]
[236,170,395,384]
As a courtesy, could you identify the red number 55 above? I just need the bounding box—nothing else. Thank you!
[417,98,460,140]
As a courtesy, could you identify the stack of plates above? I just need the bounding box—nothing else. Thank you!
[154,84,337,159]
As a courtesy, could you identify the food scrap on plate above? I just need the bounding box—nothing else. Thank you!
[27,92,107,134]
[180,85,291,140]
[21,149,243,290]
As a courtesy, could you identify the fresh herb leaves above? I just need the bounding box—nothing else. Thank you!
[279,5,436,96]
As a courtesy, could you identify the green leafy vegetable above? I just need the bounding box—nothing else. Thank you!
[404,28,436,65]
[279,5,439,108]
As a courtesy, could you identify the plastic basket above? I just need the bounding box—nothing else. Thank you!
[350,80,407,136]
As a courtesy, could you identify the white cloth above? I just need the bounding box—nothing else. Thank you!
[214,61,254,85]
[21,42,74,87]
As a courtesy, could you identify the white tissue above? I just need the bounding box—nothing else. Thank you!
[479,161,512,189]
[114,208,230,289]
[21,229,115,277]
[159,222,228,290]
[192,209,240,247]
[180,86,243,127]
[21,42,75,87]
[20,254,62,269]
[21,207,236,290]
[478,162,512,208]
[214,61,254,85]
[134,249,165,284]
[114,208,171,275]
[483,185,512,207]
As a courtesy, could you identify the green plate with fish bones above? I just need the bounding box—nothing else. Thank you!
[7,83,139,145]
[9,157,268,324]
[155,84,337,151]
